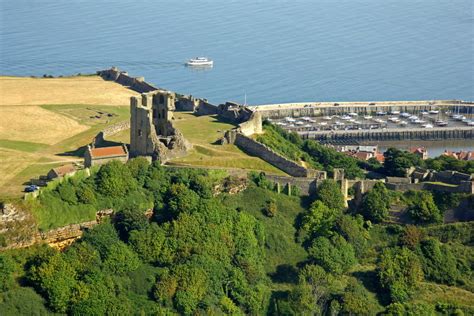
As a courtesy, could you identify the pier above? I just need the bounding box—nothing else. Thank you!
[250,100,474,119]
[300,126,474,142]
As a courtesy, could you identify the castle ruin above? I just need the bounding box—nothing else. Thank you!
[130,90,191,162]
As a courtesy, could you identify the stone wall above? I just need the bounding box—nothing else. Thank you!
[97,67,158,93]
[265,175,318,195]
[92,121,130,146]
[238,111,263,136]
[234,134,312,177]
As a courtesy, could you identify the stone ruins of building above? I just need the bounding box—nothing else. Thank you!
[84,144,129,167]
[130,91,192,162]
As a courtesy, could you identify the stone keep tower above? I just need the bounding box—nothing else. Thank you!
[130,91,190,161]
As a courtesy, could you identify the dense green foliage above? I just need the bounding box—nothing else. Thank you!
[1,159,473,315]
[359,182,391,222]
[258,123,365,179]
[404,190,443,224]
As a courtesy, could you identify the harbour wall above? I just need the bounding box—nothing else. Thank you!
[250,100,474,119]
[300,127,474,142]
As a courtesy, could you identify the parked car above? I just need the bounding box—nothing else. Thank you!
[24,185,39,192]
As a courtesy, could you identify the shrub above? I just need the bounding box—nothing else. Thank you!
[314,179,345,212]
[359,182,391,223]
[264,199,277,217]
[378,247,423,302]
[405,191,442,224]
[308,234,356,274]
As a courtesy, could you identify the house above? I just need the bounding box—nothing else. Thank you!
[47,164,77,180]
[410,147,428,160]
[84,144,129,167]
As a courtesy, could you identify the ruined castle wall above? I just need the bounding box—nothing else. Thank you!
[130,96,155,156]
[265,175,318,195]
[196,101,219,115]
[234,134,310,177]
[93,121,130,146]
[239,111,263,136]
[97,68,158,93]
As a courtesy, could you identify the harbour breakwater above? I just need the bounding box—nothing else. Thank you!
[250,100,474,119]
[300,126,474,142]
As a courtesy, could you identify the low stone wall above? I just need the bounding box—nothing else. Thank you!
[234,134,311,177]
[93,121,130,146]
[385,181,473,194]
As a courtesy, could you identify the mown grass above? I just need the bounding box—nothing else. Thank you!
[0,140,49,153]
[170,112,287,175]
[0,104,131,199]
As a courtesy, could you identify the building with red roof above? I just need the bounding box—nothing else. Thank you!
[84,144,129,167]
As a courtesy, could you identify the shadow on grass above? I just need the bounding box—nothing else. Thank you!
[352,269,391,306]
[57,139,124,157]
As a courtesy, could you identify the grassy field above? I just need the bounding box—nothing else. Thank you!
[169,112,286,175]
[0,75,137,106]
[0,75,136,199]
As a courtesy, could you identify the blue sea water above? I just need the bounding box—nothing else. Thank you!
[0,0,473,105]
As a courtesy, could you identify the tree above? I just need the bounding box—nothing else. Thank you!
[314,179,345,212]
[302,200,340,238]
[308,234,356,274]
[383,148,423,177]
[378,247,423,302]
[399,225,423,250]
[114,208,149,241]
[0,254,15,292]
[129,223,173,265]
[405,191,442,224]
[57,181,78,205]
[166,183,200,219]
[264,199,277,217]
[418,238,459,285]
[360,182,391,222]
[103,242,140,274]
[28,252,78,313]
[96,160,137,198]
[336,215,369,258]
[341,278,380,315]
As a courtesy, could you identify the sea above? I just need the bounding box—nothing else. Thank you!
[1,0,473,156]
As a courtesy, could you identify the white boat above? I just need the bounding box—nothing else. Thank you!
[301,117,311,121]
[420,111,429,115]
[186,57,214,67]
[308,119,317,123]
[429,110,439,114]
[341,115,352,120]
[348,112,358,116]
[468,121,474,126]
[322,116,332,120]
[400,112,411,118]
[435,120,448,126]
[400,121,408,126]
[390,110,400,115]
[295,121,304,125]
[276,122,287,126]
[376,111,387,116]
[364,115,373,120]
[422,124,434,128]
[388,117,400,123]
[319,122,328,126]
[304,124,312,128]
[284,117,296,122]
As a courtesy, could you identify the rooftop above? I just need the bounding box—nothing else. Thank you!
[50,164,76,177]
[90,145,127,158]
